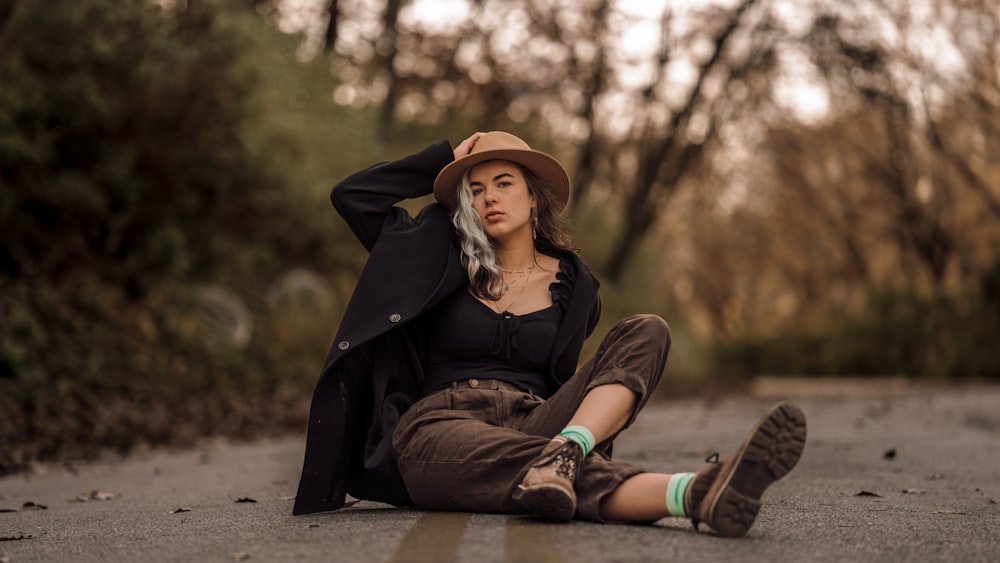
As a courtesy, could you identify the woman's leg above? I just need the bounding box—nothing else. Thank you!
[564,383,636,444]
[599,473,672,522]
[604,402,808,537]
[514,314,806,534]
[513,314,671,521]
[392,382,555,514]
[519,314,671,441]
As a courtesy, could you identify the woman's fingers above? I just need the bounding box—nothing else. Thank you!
[454,132,484,159]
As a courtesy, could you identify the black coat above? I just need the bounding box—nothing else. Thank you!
[292,141,601,515]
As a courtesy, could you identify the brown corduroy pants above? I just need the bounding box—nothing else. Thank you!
[391,314,671,522]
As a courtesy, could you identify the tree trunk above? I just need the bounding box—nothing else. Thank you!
[377,0,403,143]
[604,205,655,280]
[924,104,1000,221]
[323,0,339,52]
[0,0,17,34]
[568,0,610,212]
[877,97,956,285]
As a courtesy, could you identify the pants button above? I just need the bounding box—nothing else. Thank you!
[469,379,479,388]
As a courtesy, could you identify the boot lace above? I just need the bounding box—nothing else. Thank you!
[551,446,580,480]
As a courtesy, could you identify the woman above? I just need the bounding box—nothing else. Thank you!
[293,131,806,536]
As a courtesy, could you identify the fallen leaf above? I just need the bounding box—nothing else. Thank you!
[72,491,119,502]
[932,510,967,515]
[902,489,926,495]
[0,534,32,541]
[988,499,997,505]
[21,502,47,510]
[853,490,883,498]
[883,448,897,460]
[171,507,192,514]
[232,551,251,561]
[235,498,257,504]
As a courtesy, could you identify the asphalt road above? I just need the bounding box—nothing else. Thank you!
[2,379,999,562]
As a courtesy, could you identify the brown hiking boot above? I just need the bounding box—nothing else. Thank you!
[684,401,807,537]
[512,436,583,521]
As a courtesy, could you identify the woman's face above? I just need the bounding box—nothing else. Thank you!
[468,160,535,243]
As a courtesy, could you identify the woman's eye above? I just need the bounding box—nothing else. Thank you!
[498,181,511,188]
[471,188,484,195]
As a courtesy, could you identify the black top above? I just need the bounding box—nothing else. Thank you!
[421,259,572,397]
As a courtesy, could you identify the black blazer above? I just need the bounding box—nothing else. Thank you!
[292,141,601,515]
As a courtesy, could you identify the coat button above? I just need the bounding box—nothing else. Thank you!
[389,313,402,323]
[337,340,350,351]
[469,379,479,388]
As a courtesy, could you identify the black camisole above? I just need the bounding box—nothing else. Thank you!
[421,261,570,397]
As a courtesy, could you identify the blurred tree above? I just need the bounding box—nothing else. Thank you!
[0,0,366,471]
[793,4,998,290]
[323,0,340,51]
[260,0,1000,377]
[561,0,612,213]
[602,0,761,282]
[0,0,308,296]
[377,0,404,142]
[0,0,15,34]
[807,14,958,285]
[305,0,616,140]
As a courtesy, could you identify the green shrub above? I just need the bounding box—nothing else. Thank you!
[710,264,1000,380]
[0,0,355,472]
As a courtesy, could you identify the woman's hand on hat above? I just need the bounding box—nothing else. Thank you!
[454,132,484,160]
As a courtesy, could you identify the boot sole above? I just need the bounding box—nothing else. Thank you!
[705,401,807,537]
[512,483,576,522]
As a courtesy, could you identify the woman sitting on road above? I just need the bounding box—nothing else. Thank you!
[293,131,807,536]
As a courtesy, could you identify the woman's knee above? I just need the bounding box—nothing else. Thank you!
[619,314,671,347]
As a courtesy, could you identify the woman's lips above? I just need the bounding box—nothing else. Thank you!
[485,211,504,222]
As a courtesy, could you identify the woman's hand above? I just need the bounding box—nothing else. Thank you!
[453,132,484,160]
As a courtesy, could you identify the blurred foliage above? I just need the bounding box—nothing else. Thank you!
[1,0,998,473]
[0,0,331,293]
[0,0,365,471]
[711,255,1000,381]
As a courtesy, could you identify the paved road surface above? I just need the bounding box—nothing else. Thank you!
[2,379,999,562]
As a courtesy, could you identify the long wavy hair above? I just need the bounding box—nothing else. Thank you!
[451,161,575,300]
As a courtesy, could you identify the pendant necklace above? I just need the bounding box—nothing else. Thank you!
[495,259,536,314]
[500,252,539,294]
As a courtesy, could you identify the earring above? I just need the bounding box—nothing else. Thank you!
[531,209,538,240]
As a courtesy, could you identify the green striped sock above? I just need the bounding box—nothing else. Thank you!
[558,425,595,455]
[666,472,695,518]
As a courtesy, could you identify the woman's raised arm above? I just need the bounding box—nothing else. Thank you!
[331,140,455,251]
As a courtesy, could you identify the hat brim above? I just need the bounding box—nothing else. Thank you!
[433,148,570,213]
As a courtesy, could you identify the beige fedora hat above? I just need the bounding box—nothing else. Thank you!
[433,131,570,212]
